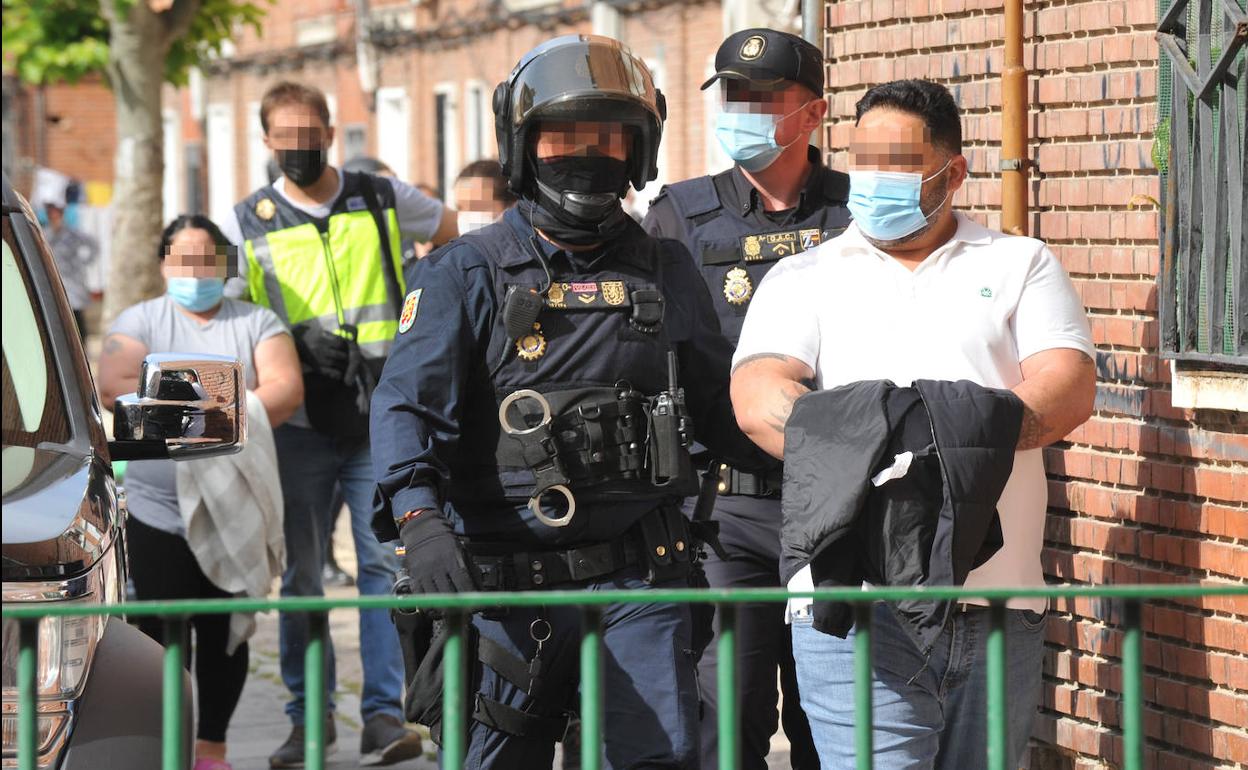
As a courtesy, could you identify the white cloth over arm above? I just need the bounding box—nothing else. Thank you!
[176,391,285,654]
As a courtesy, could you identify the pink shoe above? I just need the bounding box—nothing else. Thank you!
[193,759,233,770]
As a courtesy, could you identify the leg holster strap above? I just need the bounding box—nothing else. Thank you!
[473,696,572,743]
[473,627,577,742]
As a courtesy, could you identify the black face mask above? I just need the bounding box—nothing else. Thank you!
[527,156,631,245]
[277,148,328,187]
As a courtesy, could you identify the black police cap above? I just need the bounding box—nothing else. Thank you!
[701,28,823,97]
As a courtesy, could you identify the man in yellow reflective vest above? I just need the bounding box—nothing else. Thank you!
[220,81,457,768]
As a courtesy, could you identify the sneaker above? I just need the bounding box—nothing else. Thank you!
[359,713,424,766]
[268,718,338,769]
[322,560,355,588]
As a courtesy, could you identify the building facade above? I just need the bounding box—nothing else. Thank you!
[819,1,1247,768]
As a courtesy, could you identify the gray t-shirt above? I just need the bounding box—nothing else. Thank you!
[110,296,289,536]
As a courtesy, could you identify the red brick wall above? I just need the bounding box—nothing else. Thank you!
[17,76,118,189]
[822,1,1248,767]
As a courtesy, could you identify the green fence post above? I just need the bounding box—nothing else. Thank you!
[442,611,468,769]
[718,604,737,770]
[305,612,327,770]
[854,603,873,770]
[986,602,1007,770]
[17,619,38,770]
[581,608,604,770]
[1122,600,1143,770]
[162,618,187,770]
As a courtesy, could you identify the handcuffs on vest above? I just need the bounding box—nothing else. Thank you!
[497,360,692,528]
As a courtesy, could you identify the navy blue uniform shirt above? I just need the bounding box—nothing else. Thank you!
[371,206,769,547]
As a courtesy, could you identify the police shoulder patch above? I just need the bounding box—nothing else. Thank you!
[398,289,423,333]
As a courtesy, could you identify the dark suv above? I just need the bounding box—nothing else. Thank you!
[2,176,246,769]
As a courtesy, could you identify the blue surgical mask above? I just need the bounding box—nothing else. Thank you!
[847,160,952,241]
[714,101,813,173]
[167,277,225,312]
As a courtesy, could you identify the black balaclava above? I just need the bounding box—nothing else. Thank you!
[525,155,632,246]
[277,148,329,187]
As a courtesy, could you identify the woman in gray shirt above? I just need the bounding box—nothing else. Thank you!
[98,215,302,770]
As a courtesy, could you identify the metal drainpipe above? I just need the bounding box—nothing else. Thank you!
[802,0,825,151]
[1001,0,1029,235]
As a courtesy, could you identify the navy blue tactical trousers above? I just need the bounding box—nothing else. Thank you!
[462,567,700,770]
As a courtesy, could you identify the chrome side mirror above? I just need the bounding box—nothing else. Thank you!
[109,353,246,461]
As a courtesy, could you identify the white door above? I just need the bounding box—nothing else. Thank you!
[376,88,410,182]
[206,102,236,225]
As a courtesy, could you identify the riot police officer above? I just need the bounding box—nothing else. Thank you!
[371,35,771,769]
[642,27,851,770]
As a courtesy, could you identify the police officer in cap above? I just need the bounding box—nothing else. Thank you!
[643,27,850,770]
[371,34,772,768]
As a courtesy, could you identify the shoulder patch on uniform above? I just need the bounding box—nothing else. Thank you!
[398,289,423,333]
[255,198,276,220]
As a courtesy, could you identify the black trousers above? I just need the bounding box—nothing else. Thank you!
[126,516,249,743]
[697,498,819,770]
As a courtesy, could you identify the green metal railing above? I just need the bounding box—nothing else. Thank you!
[5,583,1246,770]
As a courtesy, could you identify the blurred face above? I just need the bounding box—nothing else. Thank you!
[848,108,967,246]
[263,103,334,152]
[45,205,64,227]
[533,121,630,162]
[161,227,228,281]
[453,176,507,217]
[721,81,824,147]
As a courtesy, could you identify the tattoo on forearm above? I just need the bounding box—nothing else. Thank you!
[102,335,123,355]
[1017,404,1052,450]
[731,352,793,375]
[763,381,810,435]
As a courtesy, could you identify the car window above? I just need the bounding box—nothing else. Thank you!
[2,214,71,453]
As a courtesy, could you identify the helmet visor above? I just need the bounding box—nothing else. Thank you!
[510,36,660,128]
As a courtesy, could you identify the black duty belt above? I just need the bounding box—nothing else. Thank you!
[716,462,784,498]
[466,539,641,590]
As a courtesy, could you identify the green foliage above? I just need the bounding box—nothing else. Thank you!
[2,1,111,84]
[166,0,269,86]
[2,0,269,87]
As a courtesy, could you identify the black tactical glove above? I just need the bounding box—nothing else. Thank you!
[399,511,478,595]
[292,324,351,382]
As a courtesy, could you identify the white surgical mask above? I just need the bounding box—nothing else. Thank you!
[457,210,496,234]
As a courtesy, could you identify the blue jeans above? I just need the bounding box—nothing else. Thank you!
[274,424,404,725]
[464,568,699,769]
[791,601,1046,769]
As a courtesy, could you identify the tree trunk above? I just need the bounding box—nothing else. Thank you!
[101,0,199,328]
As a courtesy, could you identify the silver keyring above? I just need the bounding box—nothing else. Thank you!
[529,485,576,528]
[498,389,552,436]
[529,619,552,644]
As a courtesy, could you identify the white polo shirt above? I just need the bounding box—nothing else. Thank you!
[733,213,1094,614]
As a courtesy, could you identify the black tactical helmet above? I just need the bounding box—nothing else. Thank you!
[493,35,667,197]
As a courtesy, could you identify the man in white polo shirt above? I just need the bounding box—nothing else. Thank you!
[729,79,1096,769]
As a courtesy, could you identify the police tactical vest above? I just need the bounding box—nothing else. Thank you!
[659,169,852,344]
[445,217,694,519]
[234,171,405,358]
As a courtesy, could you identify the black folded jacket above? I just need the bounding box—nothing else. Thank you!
[781,379,1023,655]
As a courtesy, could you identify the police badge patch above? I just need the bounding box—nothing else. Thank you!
[602,281,627,306]
[723,267,753,306]
[516,323,547,361]
[398,289,422,333]
[255,198,276,221]
[740,35,766,61]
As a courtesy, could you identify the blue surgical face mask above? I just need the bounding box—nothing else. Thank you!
[847,159,953,242]
[714,100,813,173]
[167,277,225,312]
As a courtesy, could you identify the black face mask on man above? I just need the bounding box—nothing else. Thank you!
[526,155,632,245]
[277,148,328,187]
